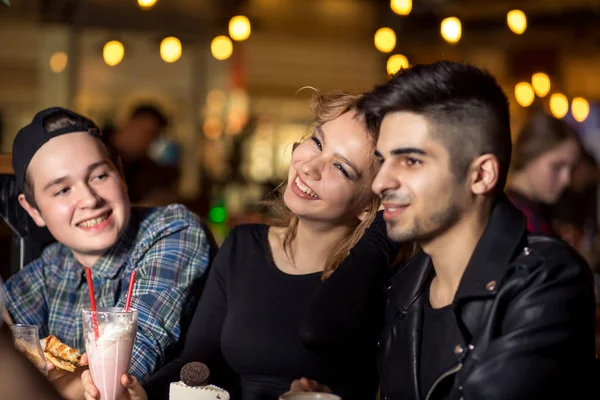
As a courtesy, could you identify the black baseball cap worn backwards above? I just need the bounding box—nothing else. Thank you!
[12,107,103,193]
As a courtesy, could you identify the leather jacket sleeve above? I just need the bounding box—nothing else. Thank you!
[460,244,597,399]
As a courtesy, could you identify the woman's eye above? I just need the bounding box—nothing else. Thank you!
[94,173,109,181]
[334,163,350,178]
[311,136,322,150]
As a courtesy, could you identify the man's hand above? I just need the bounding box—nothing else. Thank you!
[287,377,332,393]
[82,370,148,400]
[47,353,88,400]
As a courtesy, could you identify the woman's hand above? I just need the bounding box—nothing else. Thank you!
[287,377,332,393]
[82,370,148,400]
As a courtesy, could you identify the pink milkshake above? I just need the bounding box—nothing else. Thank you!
[83,307,138,400]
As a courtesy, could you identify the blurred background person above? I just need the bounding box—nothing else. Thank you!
[551,150,599,254]
[108,105,181,206]
[507,111,582,235]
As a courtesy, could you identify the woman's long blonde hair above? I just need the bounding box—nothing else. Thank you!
[268,90,383,279]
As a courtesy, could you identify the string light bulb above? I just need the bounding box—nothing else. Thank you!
[531,72,551,97]
[391,0,412,16]
[514,82,535,107]
[229,16,251,41]
[549,93,569,119]
[103,40,124,66]
[507,10,527,34]
[160,37,182,63]
[137,0,157,10]
[441,17,462,44]
[387,54,409,75]
[571,97,590,122]
[374,27,396,53]
[211,36,233,61]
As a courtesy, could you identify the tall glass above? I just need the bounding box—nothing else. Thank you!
[279,394,342,400]
[82,307,138,400]
[10,324,48,375]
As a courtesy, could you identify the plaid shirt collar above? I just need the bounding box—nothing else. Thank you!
[91,214,139,278]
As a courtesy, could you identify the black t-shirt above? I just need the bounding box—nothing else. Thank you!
[419,286,461,399]
[145,212,400,400]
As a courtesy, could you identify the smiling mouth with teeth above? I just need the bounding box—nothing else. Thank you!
[77,211,111,228]
[294,176,320,199]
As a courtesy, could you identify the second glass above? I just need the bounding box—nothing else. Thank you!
[10,324,48,375]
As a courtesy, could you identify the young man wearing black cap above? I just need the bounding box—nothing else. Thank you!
[2,107,215,399]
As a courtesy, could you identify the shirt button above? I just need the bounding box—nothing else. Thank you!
[485,280,496,291]
[523,246,531,256]
[454,344,464,355]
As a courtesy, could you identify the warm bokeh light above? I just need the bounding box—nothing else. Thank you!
[203,117,224,140]
[229,15,251,41]
[549,93,569,118]
[206,89,227,112]
[507,10,527,34]
[49,51,68,73]
[211,36,233,61]
[137,0,157,10]
[514,82,535,107]
[391,0,412,16]
[387,54,409,75]
[441,17,462,44]
[103,40,124,66]
[374,27,396,53]
[531,72,551,97]
[571,97,590,122]
[160,36,182,63]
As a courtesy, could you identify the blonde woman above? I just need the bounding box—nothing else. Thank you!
[83,91,411,400]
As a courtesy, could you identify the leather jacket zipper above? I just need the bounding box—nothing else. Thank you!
[425,362,463,400]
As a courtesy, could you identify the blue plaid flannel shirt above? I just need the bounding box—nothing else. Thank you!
[3,204,213,381]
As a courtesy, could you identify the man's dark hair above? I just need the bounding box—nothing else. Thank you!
[359,61,512,192]
[130,104,168,129]
[24,111,123,209]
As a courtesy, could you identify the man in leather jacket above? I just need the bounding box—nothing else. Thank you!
[362,61,597,400]
[286,61,596,399]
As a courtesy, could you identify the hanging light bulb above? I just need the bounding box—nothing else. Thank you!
[229,16,251,41]
[160,37,182,63]
[531,72,551,97]
[441,17,462,44]
[211,36,233,61]
[49,51,68,73]
[507,10,527,35]
[374,27,396,53]
[571,97,590,122]
[391,0,412,16]
[137,0,157,10]
[514,82,535,107]
[387,54,409,75]
[549,93,569,119]
[103,40,124,66]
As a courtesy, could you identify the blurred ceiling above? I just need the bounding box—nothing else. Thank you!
[1,0,599,45]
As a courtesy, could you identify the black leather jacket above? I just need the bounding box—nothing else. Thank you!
[379,197,597,400]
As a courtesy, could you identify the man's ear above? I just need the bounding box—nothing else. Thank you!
[18,194,46,227]
[469,154,499,196]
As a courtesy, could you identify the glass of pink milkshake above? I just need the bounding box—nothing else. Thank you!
[82,307,138,400]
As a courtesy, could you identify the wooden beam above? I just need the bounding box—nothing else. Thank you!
[0,154,13,175]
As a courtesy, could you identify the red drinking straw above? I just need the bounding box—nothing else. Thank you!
[85,267,100,339]
[124,270,136,312]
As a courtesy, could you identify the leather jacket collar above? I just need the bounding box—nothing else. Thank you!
[387,195,527,312]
